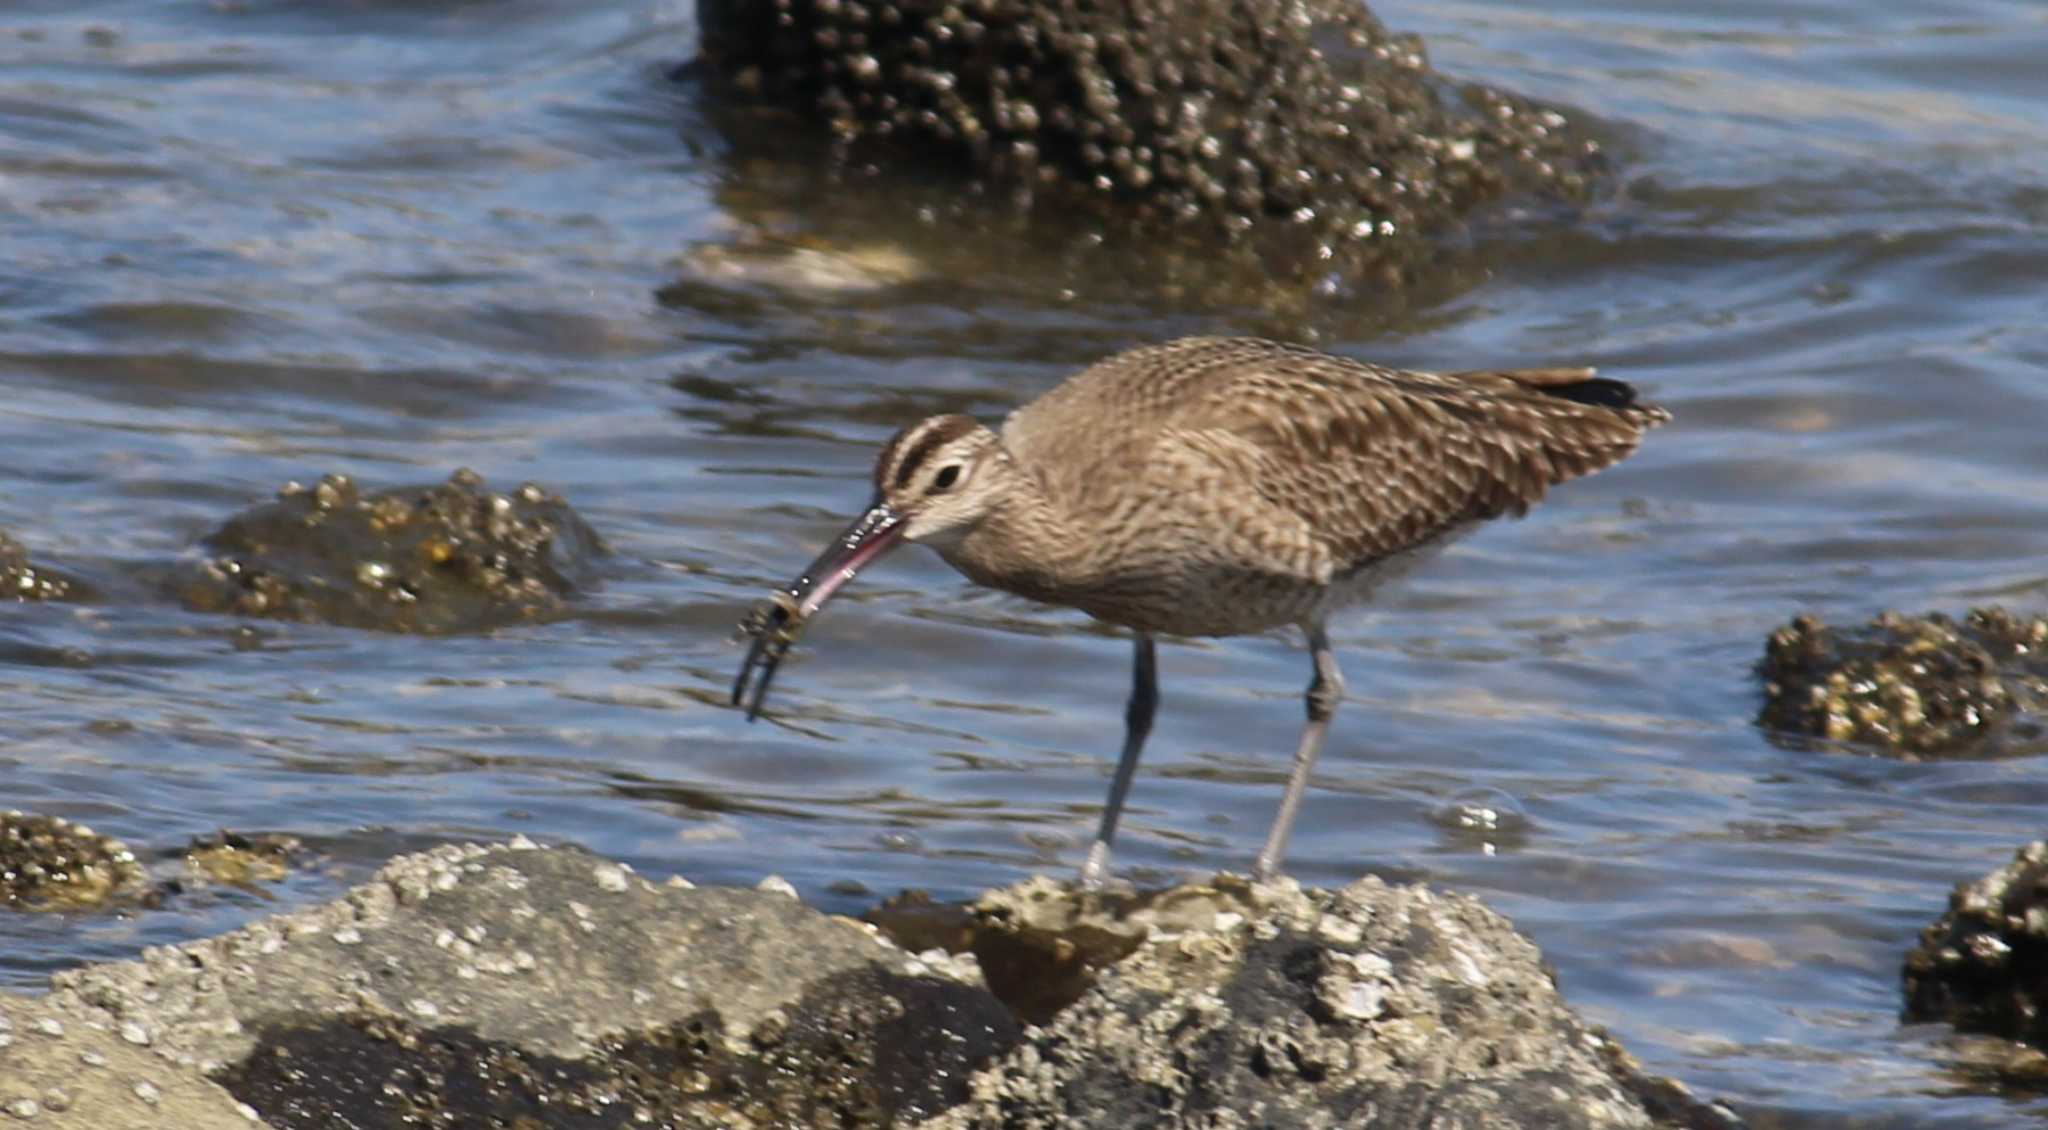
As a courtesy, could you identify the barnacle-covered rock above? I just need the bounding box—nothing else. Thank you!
[42,842,1017,1129]
[889,875,1736,1129]
[1757,608,2048,758]
[1904,842,2048,1063]
[0,811,145,912]
[179,469,606,634]
[9,846,1730,1128]
[693,0,1602,294]
[0,530,76,602]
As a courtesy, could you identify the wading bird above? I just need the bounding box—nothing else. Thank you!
[733,336,1667,887]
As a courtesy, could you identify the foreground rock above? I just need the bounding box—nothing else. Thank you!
[8,842,1013,1128]
[1756,608,2048,758]
[890,876,1733,1129]
[3,844,1728,1128]
[178,469,606,634]
[0,993,254,1129]
[1904,842,2048,1073]
[693,0,1599,295]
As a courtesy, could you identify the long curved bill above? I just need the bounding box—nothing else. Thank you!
[731,503,905,721]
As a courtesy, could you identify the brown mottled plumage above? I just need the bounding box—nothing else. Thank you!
[734,336,1669,886]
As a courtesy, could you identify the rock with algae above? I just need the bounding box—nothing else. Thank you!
[693,0,1602,293]
[1904,841,2048,1063]
[179,469,606,634]
[0,811,145,912]
[181,830,305,890]
[1757,608,2048,758]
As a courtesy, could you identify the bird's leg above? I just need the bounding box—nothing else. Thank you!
[1254,623,1342,882]
[1078,633,1157,890]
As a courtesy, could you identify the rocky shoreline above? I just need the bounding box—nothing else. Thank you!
[1,840,1737,1128]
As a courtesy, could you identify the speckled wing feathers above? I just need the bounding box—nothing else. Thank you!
[1003,337,1667,586]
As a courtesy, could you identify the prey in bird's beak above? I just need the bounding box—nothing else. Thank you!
[731,502,905,720]
[732,410,997,720]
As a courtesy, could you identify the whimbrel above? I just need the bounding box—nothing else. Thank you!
[732,336,1668,886]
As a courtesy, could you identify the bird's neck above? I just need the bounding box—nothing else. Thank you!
[939,463,1083,603]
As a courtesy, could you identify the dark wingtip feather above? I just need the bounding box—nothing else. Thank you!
[1539,376,1642,411]
[1450,366,1663,420]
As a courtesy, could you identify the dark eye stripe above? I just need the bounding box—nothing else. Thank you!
[879,415,979,494]
[892,432,946,491]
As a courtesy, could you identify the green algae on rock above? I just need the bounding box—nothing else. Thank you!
[182,830,304,891]
[691,0,1603,295]
[1904,842,2048,1075]
[0,811,146,912]
[1757,608,2048,758]
[180,469,606,634]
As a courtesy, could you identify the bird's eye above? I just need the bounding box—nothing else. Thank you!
[932,464,961,491]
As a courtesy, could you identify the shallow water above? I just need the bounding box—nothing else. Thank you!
[4,0,2048,1124]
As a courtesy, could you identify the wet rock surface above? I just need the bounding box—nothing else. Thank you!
[12,841,1015,1129]
[180,831,306,891]
[1757,608,2048,758]
[217,960,1013,1130]
[0,811,146,912]
[1904,841,2048,1068]
[0,529,75,601]
[178,469,606,634]
[4,844,1726,1128]
[914,874,1734,1129]
[693,0,1601,293]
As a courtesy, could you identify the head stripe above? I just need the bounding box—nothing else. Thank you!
[874,415,980,495]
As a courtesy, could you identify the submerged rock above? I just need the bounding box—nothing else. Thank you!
[1756,608,2048,758]
[1904,841,2048,1066]
[692,0,1601,294]
[674,230,929,298]
[180,830,305,891]
[0,529,76,601]
[179,469,606,634]
[0,811,145,912]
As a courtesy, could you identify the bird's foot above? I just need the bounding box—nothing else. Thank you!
[1076,840,1114,891]
[1251,849,1283,885]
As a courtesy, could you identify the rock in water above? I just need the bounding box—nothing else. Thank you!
[1905,841,2048,1057]
[693,0,1602,290]
[1758,608,2048,758]
[180,469,606,634]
